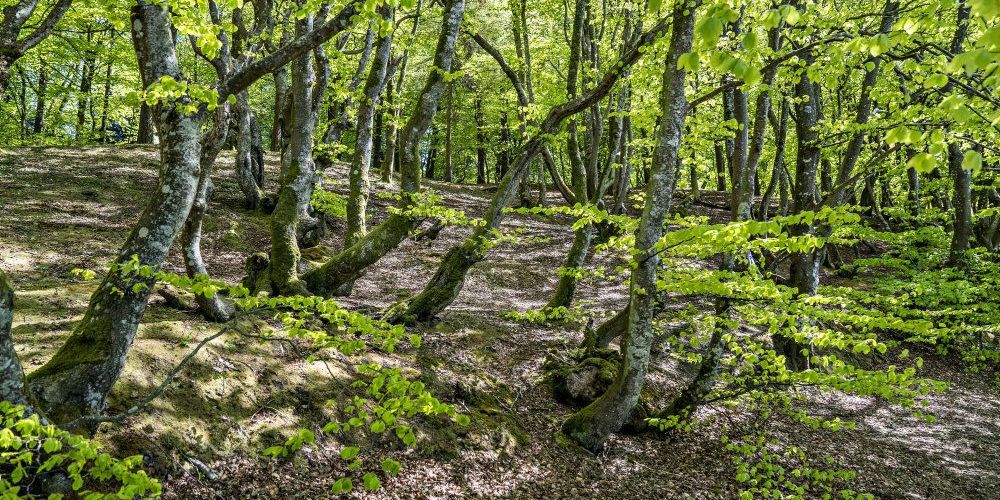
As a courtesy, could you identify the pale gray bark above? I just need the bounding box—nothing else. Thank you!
[0,270,27,405]
[27,2,205,423]
[561,1,695,451]
[346,13,393,246]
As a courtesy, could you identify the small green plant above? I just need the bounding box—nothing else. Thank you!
[0,402,161,499]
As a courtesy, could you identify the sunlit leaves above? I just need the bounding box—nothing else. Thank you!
[907,152,938,174]
[0,402,161,497]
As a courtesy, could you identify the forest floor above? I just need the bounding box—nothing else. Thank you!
[1,145,998,499]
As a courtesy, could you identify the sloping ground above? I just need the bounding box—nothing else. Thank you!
[0,146,998,499]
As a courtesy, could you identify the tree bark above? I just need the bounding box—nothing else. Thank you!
[301,0,466,296]
[346,15,393,246]
[136,103,154,143]
[561,1,695,452]
[269,12,317,295]
[776,45,822,371]
[32,58,46,134]
[181,105,235,322]
[235,91,265,209]
[0,270,27,405]
[26,2,205,423]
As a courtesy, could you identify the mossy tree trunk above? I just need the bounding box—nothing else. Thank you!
[301,0,466,296]
[268,12,317,296]
[346,10,393,247]
[26,2,206,423]
[561,1,695,452]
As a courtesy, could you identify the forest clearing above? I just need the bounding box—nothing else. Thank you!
[1,0,999,498]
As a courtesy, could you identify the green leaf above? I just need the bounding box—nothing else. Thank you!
[962,151,983,173]
[697,17,724,48]
[42,438,62,454]
[340,446,360,460]
[331,477,353,494]
[382,458,401,477]
[677,52,700,72]
[907,152,938,174]
[363,472,381,491]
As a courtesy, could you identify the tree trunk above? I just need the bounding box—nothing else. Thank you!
[561,2,695,452]
[235,91,265,209]
[180,106,235,322]
[268,13,317,295]
[475,96,486,184]
[445,82,455,182]
[301,0,466,296]
[776,48,822,371]
[32,59,46,134]
[27,3,205,423]
[77,30,96,139]
[346,19,392,246]
[99,56,114,134]
[758,100,789,220]
[136,103,154,143]
[948,142,973,264]
[381,79,398,182]
[714,142,726,191]
[0,270,27,405]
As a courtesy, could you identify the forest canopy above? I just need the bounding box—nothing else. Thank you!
[0,0,998,497]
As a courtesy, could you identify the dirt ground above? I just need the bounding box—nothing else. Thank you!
[1,146,998,499]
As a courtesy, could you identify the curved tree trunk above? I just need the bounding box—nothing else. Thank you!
[346,14,393,246]
[301,0,466,296]
[560,2,695,452]
[26,3,205,423]
[180,105,236,322]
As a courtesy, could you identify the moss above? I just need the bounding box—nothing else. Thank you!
[26,315,113,382]
[544,348,620,407]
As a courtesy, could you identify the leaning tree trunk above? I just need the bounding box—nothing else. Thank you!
[180,105,236,322]
[561,1,695,452]
[26,3,205,423]
[758,100,789,220]
[544,0,589,310]
[346,15,393,247]
[300,0,466,297]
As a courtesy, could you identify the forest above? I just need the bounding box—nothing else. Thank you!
[0,0,998,497]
